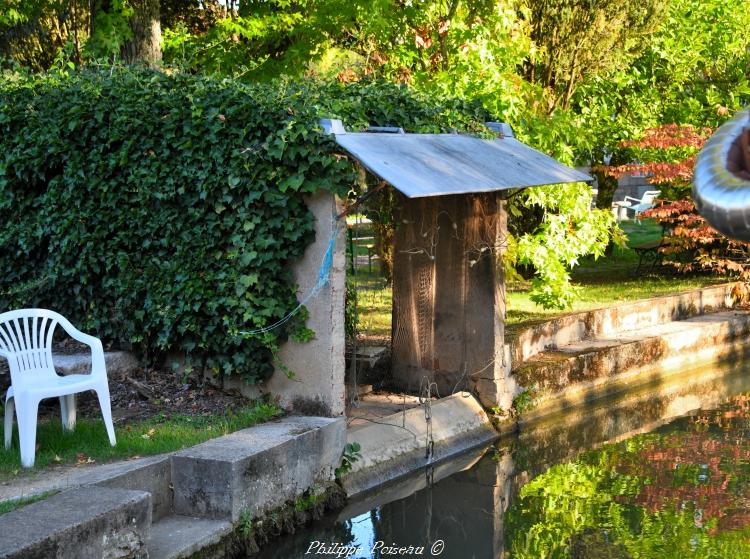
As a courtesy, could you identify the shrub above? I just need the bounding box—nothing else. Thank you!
[643,200,750,279]
[0,67,486,382]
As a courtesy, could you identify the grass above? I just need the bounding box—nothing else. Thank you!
[0,400,281,479]
[353,219,728,337]
[0,491,58,515]
[353,272,392,339]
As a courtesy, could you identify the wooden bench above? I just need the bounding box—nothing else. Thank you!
[631,238,664,275]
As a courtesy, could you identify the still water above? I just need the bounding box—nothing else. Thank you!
[257,360,750,559]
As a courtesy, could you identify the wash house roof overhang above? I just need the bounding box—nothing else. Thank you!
[321,119,592,198]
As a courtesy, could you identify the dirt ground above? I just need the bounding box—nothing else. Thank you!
[0,339,253,424]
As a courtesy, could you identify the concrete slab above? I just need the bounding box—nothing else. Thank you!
[52,351,138,377]
[171,416,346,520]
[95,455,173,520]
[0,486,151,559]
[0,454,170,506]
[342,392,497,497]
[148,515,232,559]
[515,310,750,420]
[346,392,423,428]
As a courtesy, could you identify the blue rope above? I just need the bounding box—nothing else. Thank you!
[239,220,340,337]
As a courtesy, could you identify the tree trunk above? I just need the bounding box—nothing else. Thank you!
[594,169,619,211]
[120,0,161,65]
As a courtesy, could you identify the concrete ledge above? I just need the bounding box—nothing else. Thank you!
[517,310,750,420]
[339,444,488,519]
[342,392,497,498]
[171,416,346,520]
[148,516,233,559]
[509,283,742,367]
[53,350,139,377]
[95,455,173,520]
[0,454,170,508]
[0,487,151,559]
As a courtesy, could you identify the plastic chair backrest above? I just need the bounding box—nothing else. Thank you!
[642,191,661,204]
[0,309,63,385]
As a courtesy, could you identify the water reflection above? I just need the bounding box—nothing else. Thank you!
[254,359,750,558]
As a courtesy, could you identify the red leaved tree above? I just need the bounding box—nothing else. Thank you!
[600,124,750,279]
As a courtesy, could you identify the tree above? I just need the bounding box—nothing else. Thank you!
[90,0,162,64]
[523,0,664,113]
[120,0,162,63]
[0,0,162,68]
[601,123,750,280]
[0,0,90,70]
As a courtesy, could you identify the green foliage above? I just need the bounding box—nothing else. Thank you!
[239,508,255,540]
[523,0,664,112]
[505,399,750,559]
[0,67,487,381]
[0,401,281,475]
[0,490,58,515]
[294,486,324,512]
[344,277,359,340]
[513,181,615,309]
[512,385,539,415]
[86,0,135,59]
[335,442,362,479]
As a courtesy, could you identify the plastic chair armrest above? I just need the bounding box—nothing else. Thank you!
[57,320,106,376]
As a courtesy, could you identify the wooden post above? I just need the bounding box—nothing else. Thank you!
[392,192,509,407]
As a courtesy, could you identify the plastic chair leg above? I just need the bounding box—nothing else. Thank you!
[59,394,76,431]
[4,396,14,450]
[95,385,116,446]
[15,396,39,468]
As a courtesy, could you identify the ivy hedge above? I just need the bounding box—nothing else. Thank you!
[0,67,488,382]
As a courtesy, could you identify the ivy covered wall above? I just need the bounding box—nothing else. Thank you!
[0,67,487,382]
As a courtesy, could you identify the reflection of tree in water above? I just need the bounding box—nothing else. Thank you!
[617,393,750,532]
[504,392,750,559]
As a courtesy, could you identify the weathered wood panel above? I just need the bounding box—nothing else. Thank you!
[392,192,506,400]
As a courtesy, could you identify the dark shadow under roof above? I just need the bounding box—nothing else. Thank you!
[328,125,591,198]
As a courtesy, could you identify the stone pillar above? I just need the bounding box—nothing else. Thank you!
[391,192,511,408]
[265,191,347,416]
[225,191,346,416]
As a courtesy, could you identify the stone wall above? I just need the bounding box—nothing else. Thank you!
[508,282,742,367]
[223,190,347,416]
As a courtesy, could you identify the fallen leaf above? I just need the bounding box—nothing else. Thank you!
[76,453,94,465]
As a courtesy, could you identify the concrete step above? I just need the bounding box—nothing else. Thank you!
[94,455,173,520]
[0,486,151,559]
[342,392,497,498]
[508,283,742,367]
[0,454,172,520]
[171,416,345,521]
[513,310,750,414]
[147,515,232,559]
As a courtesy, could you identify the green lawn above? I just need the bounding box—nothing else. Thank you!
[354,219,727,337]
[0,491,57,515]
[0,400,281,479]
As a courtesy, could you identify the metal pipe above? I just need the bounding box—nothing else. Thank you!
[693,109,750,241]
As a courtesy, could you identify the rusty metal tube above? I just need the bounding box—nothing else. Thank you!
[693,109,750,241]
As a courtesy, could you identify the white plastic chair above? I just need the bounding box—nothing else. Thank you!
[623,190,661,220]
[0,309,116,467]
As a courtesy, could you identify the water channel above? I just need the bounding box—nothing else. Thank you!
[257,358,750,558]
